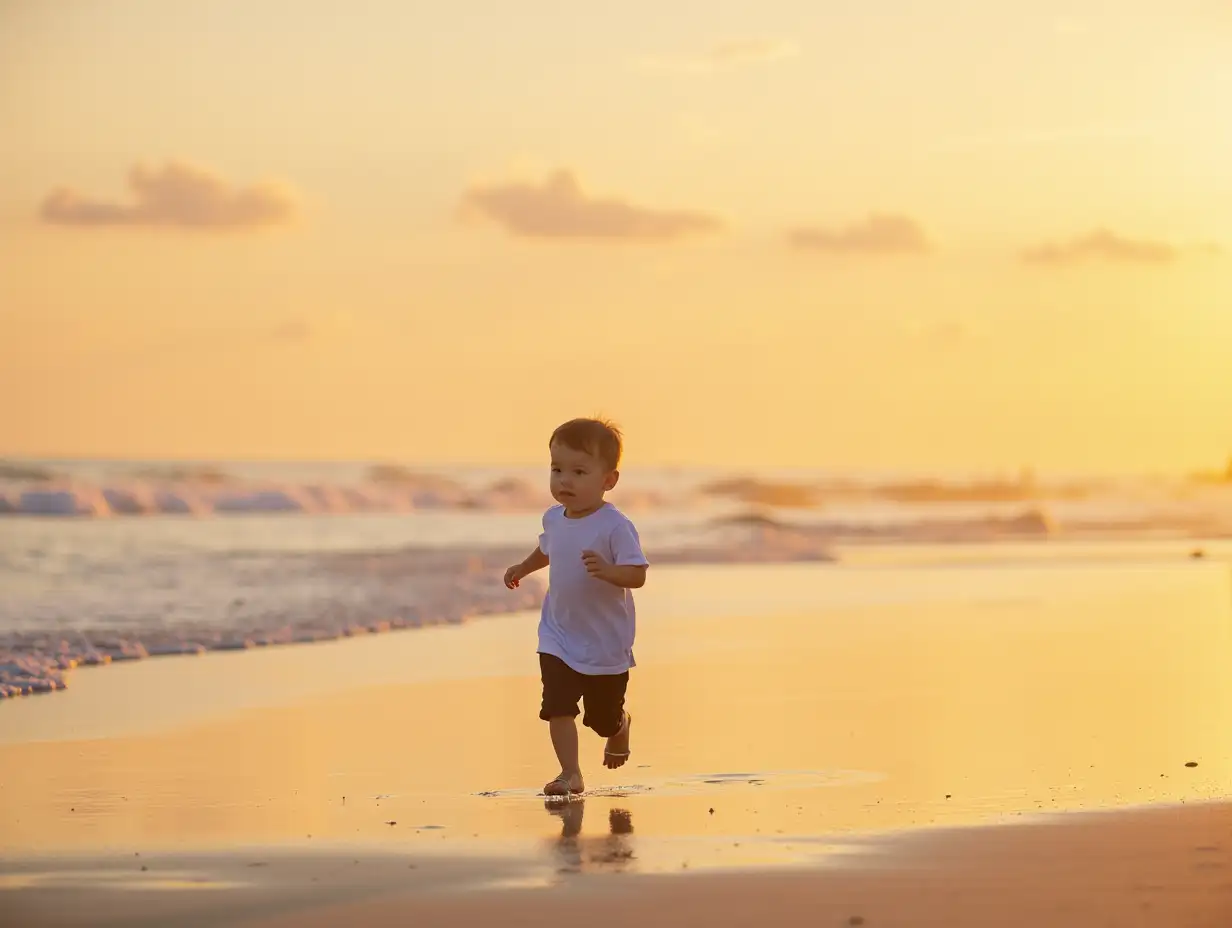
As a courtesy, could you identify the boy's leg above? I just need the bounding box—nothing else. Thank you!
[548,717,581,781]
[539,654,585,794]
[603,710,632,770]
[580,671,632,770]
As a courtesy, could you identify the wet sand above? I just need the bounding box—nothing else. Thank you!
[237,801,1232,928]
[5,803,1230,927]
[2,560,1231,924]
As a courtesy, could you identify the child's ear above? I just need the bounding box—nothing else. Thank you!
[604,469,620,491]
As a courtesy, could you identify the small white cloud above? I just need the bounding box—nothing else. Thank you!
[637,37,797,74]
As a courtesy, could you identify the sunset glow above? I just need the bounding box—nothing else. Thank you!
[2,0,1228,471]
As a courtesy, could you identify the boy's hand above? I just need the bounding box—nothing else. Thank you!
[582,551,648,589]
[503,564,525,589]
[581,549,614,580]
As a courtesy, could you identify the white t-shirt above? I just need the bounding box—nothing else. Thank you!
[536,502,649,675]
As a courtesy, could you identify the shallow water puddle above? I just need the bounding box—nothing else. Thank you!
[476,768,887,801]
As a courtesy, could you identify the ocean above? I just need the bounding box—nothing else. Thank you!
[2,459,1229,700]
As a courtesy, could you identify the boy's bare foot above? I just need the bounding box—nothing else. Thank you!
[603,712,632,769]
[544,771,584,797]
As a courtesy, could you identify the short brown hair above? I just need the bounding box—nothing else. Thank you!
[549,417,623,470]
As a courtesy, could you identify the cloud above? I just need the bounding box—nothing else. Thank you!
[266,313,353,345]
[461,170,722,242]
[703,38,797,67]
[40,162,298,230]
[788,213,931,255]
[1021,229,1181,266]
[637,37,797,73]
[268,320,314,344]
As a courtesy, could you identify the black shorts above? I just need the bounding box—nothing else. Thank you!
[538,653,628,738]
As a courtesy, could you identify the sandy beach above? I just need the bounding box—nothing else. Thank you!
[9,0,1232,919]
[3,554,1231,925]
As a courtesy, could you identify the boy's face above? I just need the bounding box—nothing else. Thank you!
[549,441,618,514]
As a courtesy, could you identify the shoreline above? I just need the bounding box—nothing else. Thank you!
[3,536,1225,703]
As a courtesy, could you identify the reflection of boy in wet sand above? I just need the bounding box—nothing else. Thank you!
[504,419,649,797]
[549,802,635,873]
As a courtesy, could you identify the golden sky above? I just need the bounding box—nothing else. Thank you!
[1,0,1229,471]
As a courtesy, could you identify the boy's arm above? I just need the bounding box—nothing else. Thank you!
[596,563,647,589]
[504,546,549,589]
[582,518,649,588]
[581,550,647,588]
[520,546,549,574]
